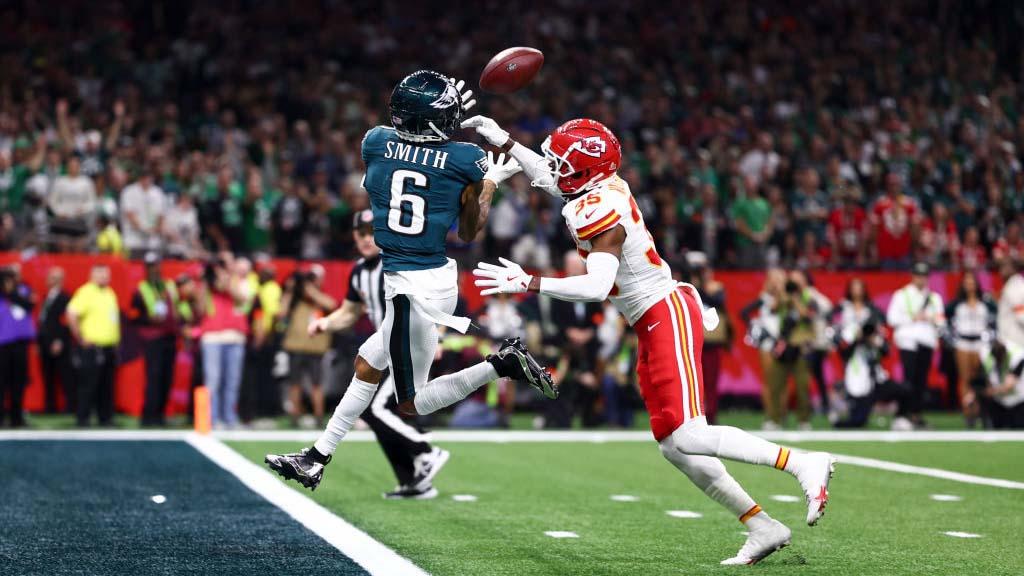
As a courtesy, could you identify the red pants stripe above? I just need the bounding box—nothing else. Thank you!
[636,287,706,441]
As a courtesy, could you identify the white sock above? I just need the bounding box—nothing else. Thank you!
[670,417,797,474]
[413,361,498,415]
[313,377,378,456]
[744,510,775,532]
[659,439,758,519]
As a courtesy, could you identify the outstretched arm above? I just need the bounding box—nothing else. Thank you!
[462,115,561,198]
[474,226,625,303]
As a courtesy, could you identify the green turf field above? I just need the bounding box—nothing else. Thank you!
[231,439,1024,576]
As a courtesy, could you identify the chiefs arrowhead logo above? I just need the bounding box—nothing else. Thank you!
[571,136,607,158]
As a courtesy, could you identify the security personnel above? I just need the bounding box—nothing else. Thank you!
[130,252,180,426]
[67,264,121,427]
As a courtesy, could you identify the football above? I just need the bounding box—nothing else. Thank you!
[479,47,544,94]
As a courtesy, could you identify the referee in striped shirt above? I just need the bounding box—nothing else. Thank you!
[308,210,449,499]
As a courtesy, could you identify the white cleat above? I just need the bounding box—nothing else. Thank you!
[794,451,837,526]
[721,519,791,565]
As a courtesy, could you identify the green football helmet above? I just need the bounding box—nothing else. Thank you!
[389,70,463,142]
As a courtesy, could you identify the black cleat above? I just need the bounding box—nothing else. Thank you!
[383,484,439,500]
[487,337,558,399]
[265,447,330,491]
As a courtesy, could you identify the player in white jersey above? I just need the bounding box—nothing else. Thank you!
[463,115,837,565]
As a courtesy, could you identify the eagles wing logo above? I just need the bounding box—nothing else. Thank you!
[475,156,490,174]
[572,136,607,158]
[430,84,460,109]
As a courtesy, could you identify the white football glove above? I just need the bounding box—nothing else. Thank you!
[473,257,533,296]
[454,79,476,113]
[461,115,510,147]
[483,152,521,186]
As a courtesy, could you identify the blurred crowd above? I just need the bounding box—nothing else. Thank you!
[1,1,1024,272]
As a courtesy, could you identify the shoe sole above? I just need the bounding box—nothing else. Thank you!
[412,449,450,492]
[383,487,439,500]
[512,346,558,399]
[748,538,791,565]
[265,456,320,491]
[807,456,837,526]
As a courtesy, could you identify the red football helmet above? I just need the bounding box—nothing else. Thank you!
[536,118,622,196]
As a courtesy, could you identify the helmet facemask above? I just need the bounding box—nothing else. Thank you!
[536,136,615,196]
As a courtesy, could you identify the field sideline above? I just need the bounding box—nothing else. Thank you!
[3,430,1022,576]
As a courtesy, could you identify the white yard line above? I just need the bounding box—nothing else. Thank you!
[184,434,428,576]
[833,453,1024,490]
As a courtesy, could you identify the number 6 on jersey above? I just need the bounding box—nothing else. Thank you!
[388,169,427,235]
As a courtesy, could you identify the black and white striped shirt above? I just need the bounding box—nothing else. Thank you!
[347,255,386,329]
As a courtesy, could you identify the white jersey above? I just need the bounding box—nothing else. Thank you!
[562,175,676,325]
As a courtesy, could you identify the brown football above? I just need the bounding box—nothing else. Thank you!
[479,47,544,94]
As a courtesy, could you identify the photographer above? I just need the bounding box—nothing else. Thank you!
[976,341,1024,429]
[831,279,908,428]
[740,268,786,429]
[765,271,816,429]
[279,264,337,427]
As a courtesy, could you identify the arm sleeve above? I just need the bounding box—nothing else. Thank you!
[539,252,619,303]
[508,142,561,198]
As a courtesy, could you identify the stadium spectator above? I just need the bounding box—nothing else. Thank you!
[918,203,959,270]
[197,256,250,428]
[37,267,73,414]
[131,253,181,426]
[0,264,35,427]
[279,264,337,427]
[738,132,780,187]
[730,177,772,269]
[887,262,945,430]
[67,264,120,427]
[163,190,203,259]
[270,178,308,259]
[121,169,167,258]
[201,167,245,254]
[870,172,919,270]
[947,273,997,425]
[826,186,868,269]
[48,155,97,252]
